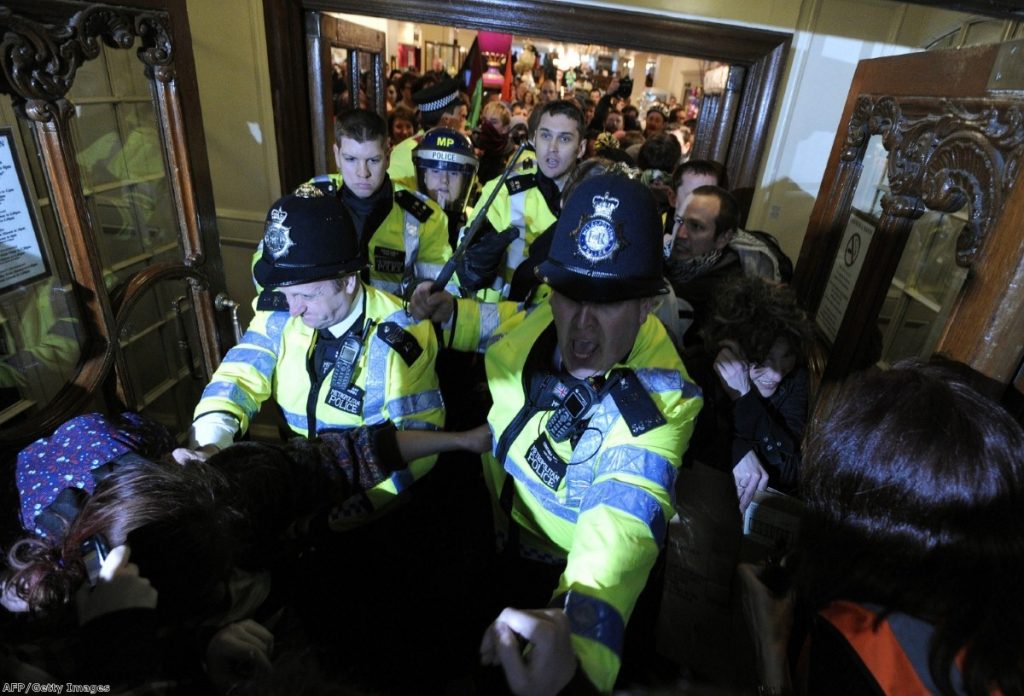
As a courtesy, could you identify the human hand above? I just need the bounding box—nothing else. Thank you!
[170,444,220,465]
[76,545,158,626]
[737,562,794,689]
[733,450,769,513]
[714,341,751,400]
[408,281,454,323]
[205,619,274,694]
[460,423,493,454]
[480,607,577,696]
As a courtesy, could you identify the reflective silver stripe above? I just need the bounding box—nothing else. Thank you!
[362,330,388,424]
[415,261,445,280]
[387,388,444,420]
[201,381,260,420]
[403,209,421,274]
[505,191,528,294]
[555,589,626,657]
[479,303,501,344]
[372,279,403,295]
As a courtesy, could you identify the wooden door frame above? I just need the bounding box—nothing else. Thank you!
[263,0,791,195]
[307,13,386,175]
[0,0,225,447]
[792,42,1024,386]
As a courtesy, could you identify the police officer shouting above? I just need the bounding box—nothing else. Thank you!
[410,174,702,691]
[177,185,445,519]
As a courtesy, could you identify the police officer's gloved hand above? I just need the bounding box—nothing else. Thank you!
[455,218,518,292]
[475,120,509,157]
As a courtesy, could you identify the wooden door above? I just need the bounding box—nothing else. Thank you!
[793,40,1024,394]
[0,1,230,463]
[306,12,386,176]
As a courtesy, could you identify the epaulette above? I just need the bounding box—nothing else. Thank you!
[394,188,434,222]
[310,175,340,192]
[256,289,290,312]
[609,368,667,437]
[505,172,537,196]
[376,321,423,366]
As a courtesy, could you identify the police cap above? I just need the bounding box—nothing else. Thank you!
[413,78,461,112]
[537,174,668,303]
[253,182,366,288]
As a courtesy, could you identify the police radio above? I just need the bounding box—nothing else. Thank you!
[546,382,595,443]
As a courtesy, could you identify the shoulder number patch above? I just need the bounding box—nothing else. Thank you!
[256,290,290,312]
[609,369,667,437]
[376,322,423,366]
[395,189,434,222]
[505,173,537,195]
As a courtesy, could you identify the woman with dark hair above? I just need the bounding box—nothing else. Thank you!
[743,358,1024,695]
[686,276,814,509]
[387,106,416,146]
[2,415,490,689]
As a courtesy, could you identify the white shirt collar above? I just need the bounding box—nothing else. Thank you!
[325,284,364,338]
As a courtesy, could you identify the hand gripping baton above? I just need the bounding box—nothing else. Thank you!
[430,140,531,292]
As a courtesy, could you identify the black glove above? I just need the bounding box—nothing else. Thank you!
[455,217,519,292]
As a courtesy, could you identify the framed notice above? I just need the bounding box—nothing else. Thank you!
[815,209,875,344]
[0,127,49,294]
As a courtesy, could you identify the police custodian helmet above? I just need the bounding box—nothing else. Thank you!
[537,174,668,303]
[253,182,366,288]
[413,127,479,212]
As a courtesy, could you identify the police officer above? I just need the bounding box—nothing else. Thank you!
[411,174,703,691]
[413,126,479,247]
[456,99,586,301]
[388,78,467,192]
[181,185,445,518]
[293,108,452,298]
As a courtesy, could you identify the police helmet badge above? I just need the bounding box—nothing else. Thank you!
[264,207,294,260]
[293,182,324,198]
[573,191,627,263]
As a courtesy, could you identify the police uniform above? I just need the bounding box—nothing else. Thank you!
[387,131,422,192]
[441,176,702,691]
[388,79,464,193]
[314,174,452,297]
[460,152,561,300]
[195,187,444,514]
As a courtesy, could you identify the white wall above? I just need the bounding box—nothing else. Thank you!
[186,0,280,325]
[549,0,973,260]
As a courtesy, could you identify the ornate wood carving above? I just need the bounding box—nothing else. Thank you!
[838,94,1024,266]
[0,3,227,452]
[0,5,173,114]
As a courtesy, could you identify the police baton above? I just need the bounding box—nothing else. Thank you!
[430,140,531,292]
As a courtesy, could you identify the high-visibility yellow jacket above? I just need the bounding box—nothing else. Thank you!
[194,284,444,511]
[253,176,451,298]
[386,130,422,192]
[461,156,558,301]
[323,173,452,295]
[447,295,702,692]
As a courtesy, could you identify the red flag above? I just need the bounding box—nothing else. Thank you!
[501,53,514,102]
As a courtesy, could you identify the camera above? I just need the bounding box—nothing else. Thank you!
[616,76,634,99]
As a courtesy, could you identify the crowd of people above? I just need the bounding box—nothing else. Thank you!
[1,58,1022,696]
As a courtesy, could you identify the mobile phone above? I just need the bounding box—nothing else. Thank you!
[547,384,592,443]
[81,533,110,586]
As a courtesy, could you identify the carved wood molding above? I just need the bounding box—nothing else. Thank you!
[840,94,1024,265]
[0,4,173,117]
